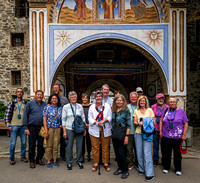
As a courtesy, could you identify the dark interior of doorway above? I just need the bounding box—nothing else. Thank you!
[61,43,160,103]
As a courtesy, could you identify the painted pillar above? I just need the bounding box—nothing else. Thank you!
[29,1,49,97]
[169,1,187,109]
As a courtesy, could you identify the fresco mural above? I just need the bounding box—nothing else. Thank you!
[48,0,169,24]
[58,0,93,23]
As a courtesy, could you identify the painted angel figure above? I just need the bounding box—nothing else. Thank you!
[99,0,119,19]
[130,0,148,19]
[74,0,87,19]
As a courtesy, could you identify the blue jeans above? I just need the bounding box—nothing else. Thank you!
[153,131,160,161]
[10,126,27,159]
[134,133,154,177]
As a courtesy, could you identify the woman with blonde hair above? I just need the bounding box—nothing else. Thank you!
[112,94,131,179]
[134,95,155,181]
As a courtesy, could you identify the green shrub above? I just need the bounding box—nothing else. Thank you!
[0,103,7,119]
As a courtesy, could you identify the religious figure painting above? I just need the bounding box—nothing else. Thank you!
[125,0,169,23]
[93,0,125,22]
[99,0,119,19]
[58,0,93,24]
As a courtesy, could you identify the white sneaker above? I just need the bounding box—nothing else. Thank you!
[163,169,169,174]
[176,171,182,176]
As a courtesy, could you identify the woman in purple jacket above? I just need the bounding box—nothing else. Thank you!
[160,97,188,176]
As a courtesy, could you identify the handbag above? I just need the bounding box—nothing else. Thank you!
[112,112,126,141]
[70,104,85,134]
[39,126,45,137]
[180,140,187,154]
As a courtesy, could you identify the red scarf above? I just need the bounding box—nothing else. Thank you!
[95,105,105,121]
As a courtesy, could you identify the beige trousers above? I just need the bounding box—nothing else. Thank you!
[45,128,60,161]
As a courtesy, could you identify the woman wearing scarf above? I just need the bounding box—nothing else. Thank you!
[88,91,112,172]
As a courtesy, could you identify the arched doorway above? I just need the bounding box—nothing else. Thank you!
[51,38,168,103]
[85,79,128,102]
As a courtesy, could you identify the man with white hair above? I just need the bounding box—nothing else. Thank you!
[127,91,138,170]
[151,93,169,167]
[93,84,113,107]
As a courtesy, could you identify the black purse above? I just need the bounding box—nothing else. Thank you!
[112,112,126,141]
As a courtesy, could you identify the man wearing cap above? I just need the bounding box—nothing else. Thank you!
[136,87,143,98]
[151,93,169,166]
[136,87,150,107]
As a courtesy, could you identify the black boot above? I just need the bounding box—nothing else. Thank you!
[87,154,91,162]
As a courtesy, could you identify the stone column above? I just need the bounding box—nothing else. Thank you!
[29,1,49,97]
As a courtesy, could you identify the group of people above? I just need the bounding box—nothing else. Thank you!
[4,84,188,181]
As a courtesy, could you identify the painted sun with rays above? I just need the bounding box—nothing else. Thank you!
[144,30,163,47]
[55,30,72,47]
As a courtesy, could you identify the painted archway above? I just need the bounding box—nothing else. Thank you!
[50,31,169,95]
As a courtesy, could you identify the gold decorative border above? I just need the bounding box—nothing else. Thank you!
[92,0,125,23]
[39,12,45,92]
[172,10,177,92]
[32,11,37,93]
[179,11,184,92]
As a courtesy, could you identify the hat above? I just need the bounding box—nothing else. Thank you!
[156,93,165,99]
[180,140,187,154]
[136,87,143,93]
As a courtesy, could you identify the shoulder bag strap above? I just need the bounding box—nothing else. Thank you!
[49,107,59,127]
[70,104,75,117]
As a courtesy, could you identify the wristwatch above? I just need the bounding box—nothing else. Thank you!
[126,134,129,137]
[7,123,11,128]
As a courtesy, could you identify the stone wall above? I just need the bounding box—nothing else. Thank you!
[186,0,200,118]
[0,0,30,105]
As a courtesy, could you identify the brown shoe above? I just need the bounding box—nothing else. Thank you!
[128,164,133,170]
[21,157,28,163]
[9,158,16,165]
[30,162,35,168]
[36,159,45,166]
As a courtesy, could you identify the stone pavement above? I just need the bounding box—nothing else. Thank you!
[0,128,200,183]
[0,157,199,183]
